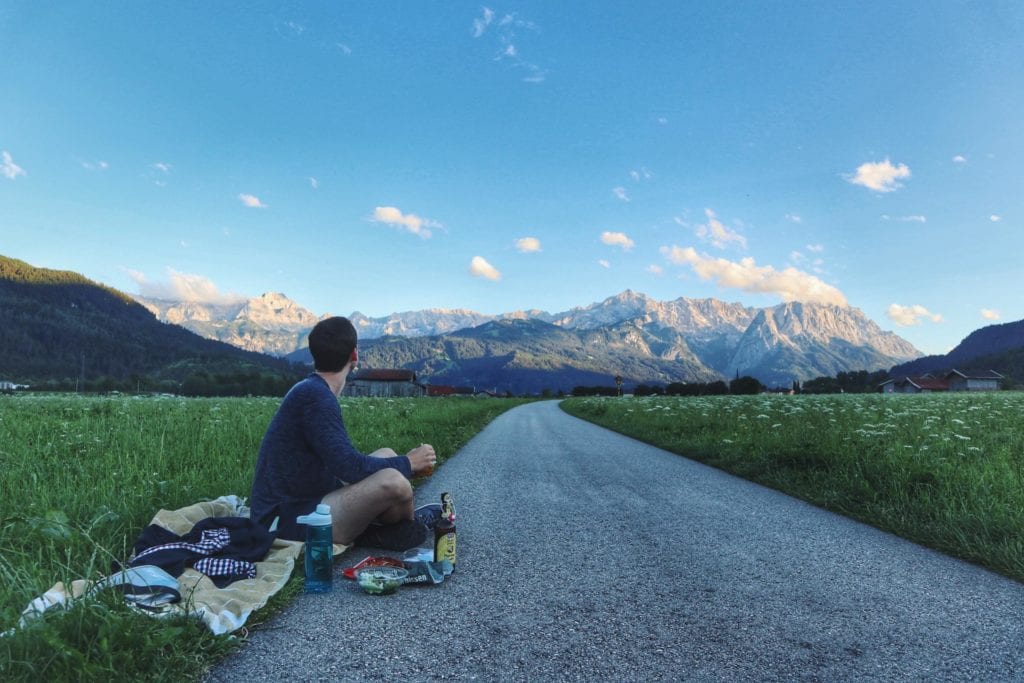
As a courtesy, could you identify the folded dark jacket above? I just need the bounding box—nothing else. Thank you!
[125,516,275,588]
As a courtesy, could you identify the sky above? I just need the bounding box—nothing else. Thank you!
[2,1,1022,355]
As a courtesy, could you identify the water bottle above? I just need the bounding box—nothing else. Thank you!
[297,503,334,593]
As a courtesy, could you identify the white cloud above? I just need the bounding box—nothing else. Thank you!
[337,43,353,55]
[2,151,26,179]
[612,186,630,202]
[656,117,668,125]
[370,206,439,238]
[806,243,824,252]
[660,246,848,306]
[981,308,1001,321]
[990,214,1002,222]
[469,256,501,280]
[515,237,541,253]
[309,177,319,189]
[474,8,545,83]
[629,167,652,182]
[785,213,802,223]
[600,231,634,250]
[127,268,246,305]
[886,303,943,326]
[695,208,747,250]
[152,162,171,173]
[472,7,495,37]
[646,264,663,276]
[790,251,805,263]
[953,154,967,164]
[882,214,927,223]
[597,259,610,269]
[846,159,911,192]
[81,160,109,171]
[239,193,267,208]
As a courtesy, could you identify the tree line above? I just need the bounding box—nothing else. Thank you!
[569,369,893,397]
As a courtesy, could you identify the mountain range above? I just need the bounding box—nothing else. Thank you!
[139,289,922,390]
[9,252,1022,395]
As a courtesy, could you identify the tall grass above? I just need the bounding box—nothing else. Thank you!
[562,392,1024,583]
[0,393,526,681]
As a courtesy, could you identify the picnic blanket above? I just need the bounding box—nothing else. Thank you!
[15,495,348,635]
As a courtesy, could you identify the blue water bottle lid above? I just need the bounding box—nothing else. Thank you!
[297,503,332,526]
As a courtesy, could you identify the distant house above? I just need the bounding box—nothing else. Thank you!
[879,369,1003,394]
[344,369,425,398]
[0,380,28,393]
[425,384,475,397]
[879,374,950,394]
[946,369,1003,392]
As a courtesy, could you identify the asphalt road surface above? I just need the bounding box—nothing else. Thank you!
[208,400,1024,682]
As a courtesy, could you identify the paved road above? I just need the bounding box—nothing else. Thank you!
[208,400,1024,682]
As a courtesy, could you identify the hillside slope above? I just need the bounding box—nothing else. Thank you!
[0,256,299,391]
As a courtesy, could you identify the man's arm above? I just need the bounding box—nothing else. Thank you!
[304,394,413,483]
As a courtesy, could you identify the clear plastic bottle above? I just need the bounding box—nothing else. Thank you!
[297,503,334,593]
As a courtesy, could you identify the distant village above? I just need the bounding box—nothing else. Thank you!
[342,367,1008,398]
[878,369,1003,394]
[0,367,1008,398]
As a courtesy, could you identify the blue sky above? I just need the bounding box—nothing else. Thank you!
[2,1,1022,355]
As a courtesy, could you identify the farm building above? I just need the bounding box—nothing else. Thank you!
[426,384,475,397]
[879,368,1003,394]
[946,369,1003,392]
[879,375,949,394]
[344,369,425,398]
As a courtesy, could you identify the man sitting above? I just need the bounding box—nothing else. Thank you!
[250,316,437,550]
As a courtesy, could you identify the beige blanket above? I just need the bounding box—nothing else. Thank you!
[16,495,347,635]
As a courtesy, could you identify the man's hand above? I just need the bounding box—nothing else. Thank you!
[407,443,437,477]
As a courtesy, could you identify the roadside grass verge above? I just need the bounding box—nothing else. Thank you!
[561,393,1024,583]
[0,394,527,681]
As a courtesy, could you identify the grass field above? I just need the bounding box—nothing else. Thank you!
[0,393,527,682]
[562,392,1024,583]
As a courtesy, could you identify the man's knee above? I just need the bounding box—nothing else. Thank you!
[372,468,413,502]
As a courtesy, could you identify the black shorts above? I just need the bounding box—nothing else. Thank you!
[267,497,324,542]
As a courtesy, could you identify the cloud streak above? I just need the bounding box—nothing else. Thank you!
[661,246,847,306]
[695,208,747,250]
[239,193,267,208]
[601,231,634,250]
[846,159,911,192]
[887,303,943,326]
[469,256,501,280]
[2,151,26,179]
[515,237,541,253]
[371,206,439,238]
[981,308,1001,321]
[473,7,546,83]
[128,268,246,305]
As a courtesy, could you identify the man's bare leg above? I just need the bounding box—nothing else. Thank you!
[320,468,414,544]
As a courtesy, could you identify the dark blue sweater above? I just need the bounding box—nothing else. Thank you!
[250,374,412,530]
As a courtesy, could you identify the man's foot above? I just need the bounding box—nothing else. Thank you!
[355,518,428,551]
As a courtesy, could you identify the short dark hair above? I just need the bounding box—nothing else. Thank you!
[308,316,357,372]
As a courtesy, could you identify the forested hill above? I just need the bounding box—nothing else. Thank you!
[0,255,303,394]
[889,318,1024,383]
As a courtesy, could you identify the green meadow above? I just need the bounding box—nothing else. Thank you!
[562,392,1024,583]
[0,393,527,682]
